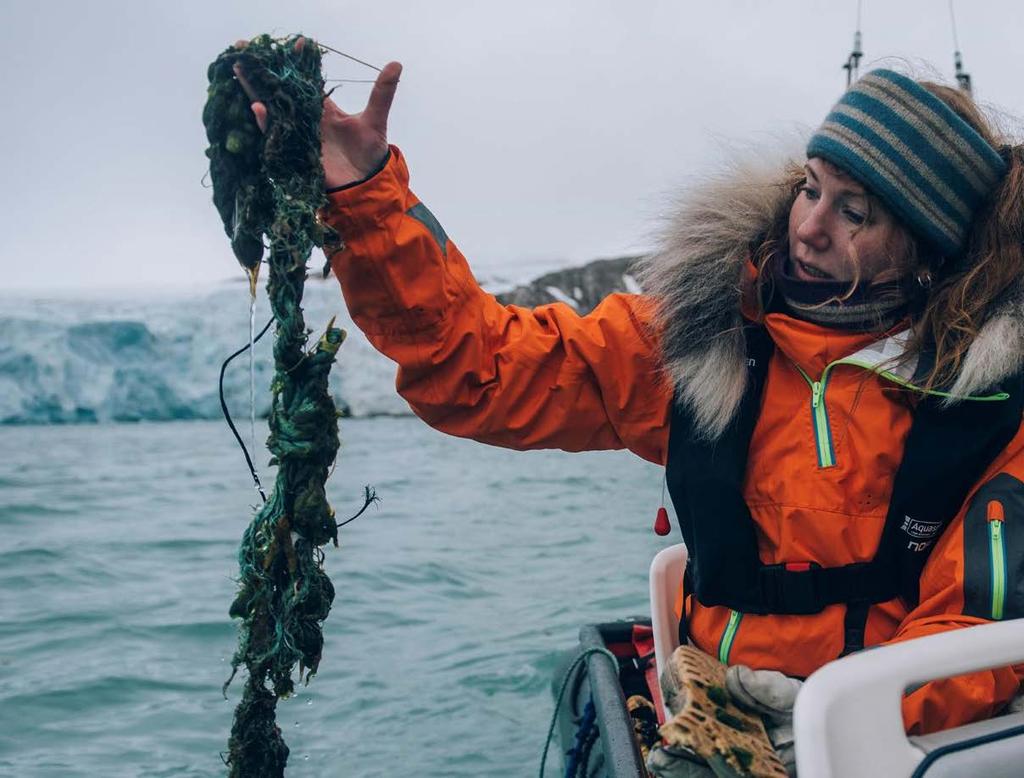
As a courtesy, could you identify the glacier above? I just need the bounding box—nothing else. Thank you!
[0,278,408,425]
[0,255,640,426]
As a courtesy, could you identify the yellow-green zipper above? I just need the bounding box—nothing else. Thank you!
[791,345,1011,471]
[795,365,836,468]
[718,610,743,664]
[988,500,1007,620]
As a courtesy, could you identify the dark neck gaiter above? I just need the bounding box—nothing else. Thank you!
[768,254,913,332]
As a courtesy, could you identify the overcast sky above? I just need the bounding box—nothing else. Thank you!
[2,0,1022,292]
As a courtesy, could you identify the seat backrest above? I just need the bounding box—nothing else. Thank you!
[648,543,688,721]
[795,618,1024,777]
[909,711,1024,777]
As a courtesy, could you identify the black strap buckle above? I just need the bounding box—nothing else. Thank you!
[757,562,823,615]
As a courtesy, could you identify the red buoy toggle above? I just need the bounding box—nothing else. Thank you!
[654,507,671,536]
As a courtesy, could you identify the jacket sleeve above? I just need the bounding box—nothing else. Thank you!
[886,443,1024,735]
[319,146,672,464]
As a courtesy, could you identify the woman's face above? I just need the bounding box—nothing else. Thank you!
[787,157,907,283]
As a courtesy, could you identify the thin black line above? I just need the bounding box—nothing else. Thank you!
[220,316,274,502]
[948,0,961,51]
[910,722,1024,777]
[317,43,382,72]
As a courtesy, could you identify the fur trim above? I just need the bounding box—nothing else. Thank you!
[634,151,800,438]
[948,291,1024,399]
[635,149,1024,437]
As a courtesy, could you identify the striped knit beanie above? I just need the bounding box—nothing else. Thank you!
[807,69,1007,256]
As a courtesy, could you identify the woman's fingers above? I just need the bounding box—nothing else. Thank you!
[362,61,402,133]
[230,40,394,138]
[322,96,351,123]
[251,103,268,133]
[230,62,268,132]
[232,63,259,101]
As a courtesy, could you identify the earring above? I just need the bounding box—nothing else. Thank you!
[916,270,933,290]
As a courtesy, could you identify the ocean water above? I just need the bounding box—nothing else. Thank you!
[0,416,668,777]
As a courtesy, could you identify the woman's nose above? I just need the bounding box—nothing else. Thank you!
[795,205,831,252]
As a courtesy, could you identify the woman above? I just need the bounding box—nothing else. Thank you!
[240,52,1024,754]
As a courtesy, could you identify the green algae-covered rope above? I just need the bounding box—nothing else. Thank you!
[203,34,343,777]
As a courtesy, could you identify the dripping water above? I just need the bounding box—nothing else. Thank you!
[249,294,258,475]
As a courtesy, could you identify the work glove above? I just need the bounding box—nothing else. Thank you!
[646,657,803,778]
[646,744,717,777]
[646,644,716,777]
[724,665,802,777]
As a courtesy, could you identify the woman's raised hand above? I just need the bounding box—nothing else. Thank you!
[232,38,402,189]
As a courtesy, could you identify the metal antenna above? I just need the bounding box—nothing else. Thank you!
[842,0,864,87]
[949,0,972,94]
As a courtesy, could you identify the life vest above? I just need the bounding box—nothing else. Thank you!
[666,325,1024,634]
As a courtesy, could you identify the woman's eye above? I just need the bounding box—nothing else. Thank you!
[800,185,820,200]
[843,208,866,225]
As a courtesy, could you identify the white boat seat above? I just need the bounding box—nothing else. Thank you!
[795,618,1024,777]
[648,542,687,721]
[647,545,1024,776]
[909,710,1024,777]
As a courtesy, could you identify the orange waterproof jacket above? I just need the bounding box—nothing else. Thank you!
[322,146,1024,735]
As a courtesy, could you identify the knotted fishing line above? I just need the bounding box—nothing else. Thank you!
[203,33,376,776]
[217,318,379,518]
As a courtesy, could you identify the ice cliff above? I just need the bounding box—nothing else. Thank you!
[0,255,641,425]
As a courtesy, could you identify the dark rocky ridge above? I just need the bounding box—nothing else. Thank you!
[495,255,644,315]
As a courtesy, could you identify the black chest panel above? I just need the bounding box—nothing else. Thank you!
[665,325,1024,615]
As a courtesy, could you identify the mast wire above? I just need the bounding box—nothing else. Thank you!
[843,0,864,87]
[948,0,961,50]
[949,0,972,94]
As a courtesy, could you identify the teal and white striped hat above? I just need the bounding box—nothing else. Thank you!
[807,69,1007,257]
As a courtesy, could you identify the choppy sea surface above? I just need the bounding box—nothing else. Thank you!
[0,416,668,777]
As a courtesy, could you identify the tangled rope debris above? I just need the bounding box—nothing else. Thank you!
[203,34,361,776]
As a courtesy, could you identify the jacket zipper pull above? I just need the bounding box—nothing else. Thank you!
[987,500,1006,553]
[988,500,1005,524]
[991,520,1004,546]
[811,380,823,409]
[987,500,1007,620]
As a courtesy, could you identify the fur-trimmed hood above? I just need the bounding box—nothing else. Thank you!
[633,151,1024,439]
